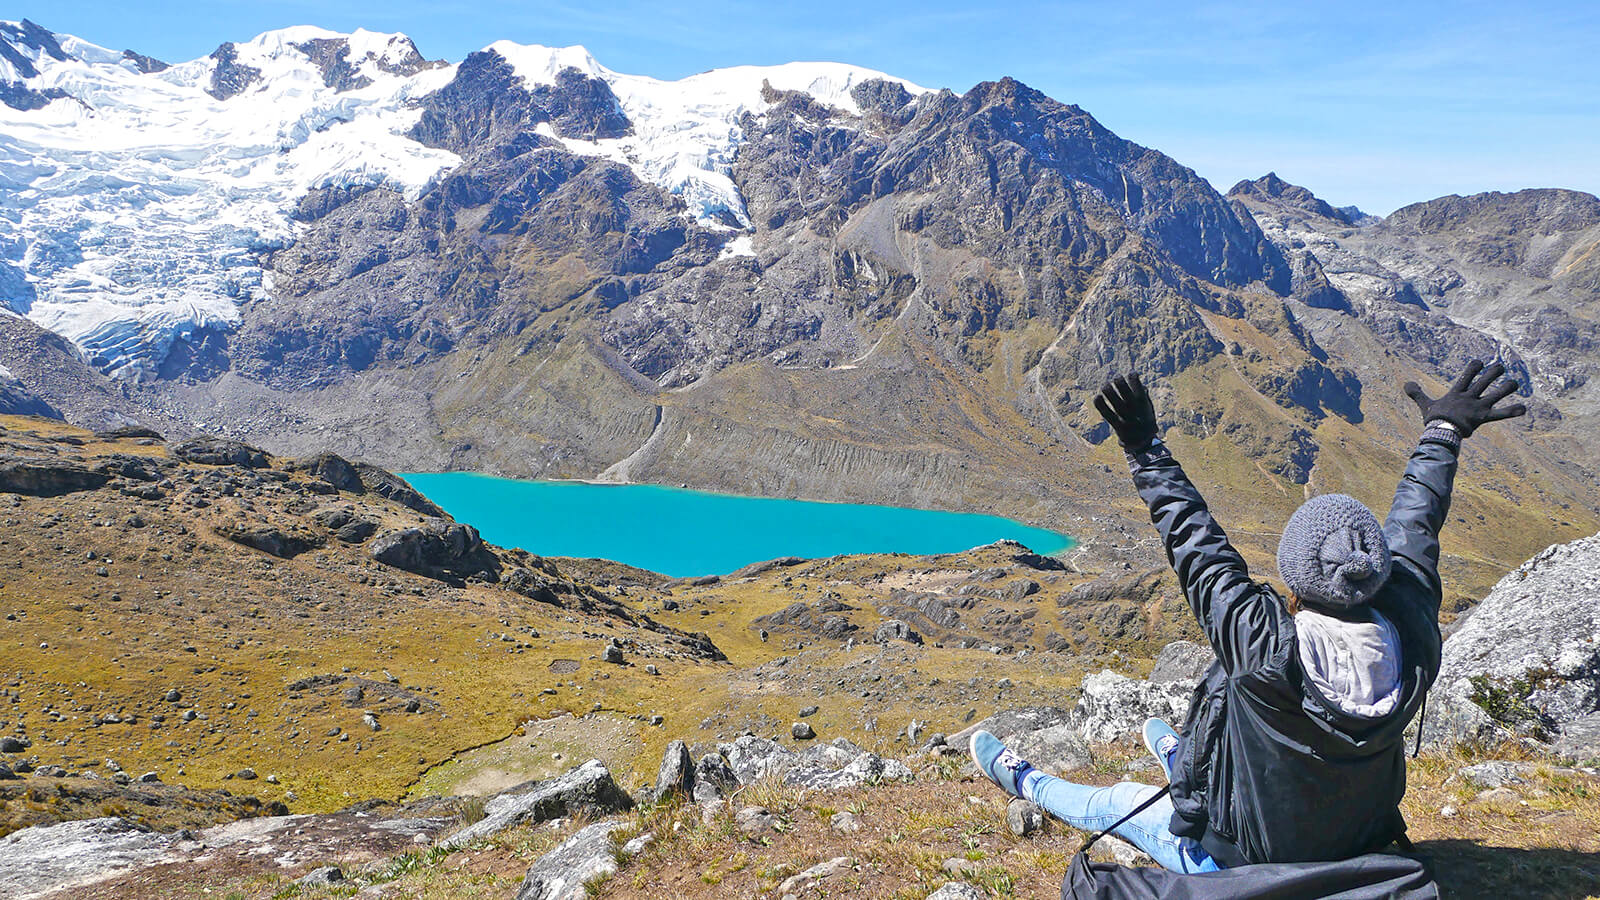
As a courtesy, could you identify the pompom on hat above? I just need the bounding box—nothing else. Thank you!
[1276,493,1392,609]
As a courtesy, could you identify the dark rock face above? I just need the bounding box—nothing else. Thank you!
[292,35,440,92]
[290,452,365,492]
[652,739,693,799]
[120,49,169,73]
[206,42,261,100]
[0,21,70,110]
[753,599,859,640]
[215,521,324,558]
[169,437,270,468]
[691,752,737,802]
[0,458,110,496]
[370,518,499,580]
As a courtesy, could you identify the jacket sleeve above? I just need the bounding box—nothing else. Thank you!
[1129,441,1282,674]
[1381,426,1462,621]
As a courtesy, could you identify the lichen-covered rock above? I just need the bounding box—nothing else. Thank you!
[439,760,632,850]
[691,752,736,802]
[1071,671,1193,744]
[1422,532,1600,758]
[653,739,693,799]
[0,817,176,899]
[1150,640,1216,684]
[719,735,913,791]
[514,820,624,900]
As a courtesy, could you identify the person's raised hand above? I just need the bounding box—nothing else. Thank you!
[1402,359,1527,438]
[1093,373,1159,450]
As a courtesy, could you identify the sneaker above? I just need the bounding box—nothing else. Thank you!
[969,729,1035,798]
[1143,718,1180,781]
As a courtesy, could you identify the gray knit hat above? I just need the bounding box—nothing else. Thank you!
[1276,493,1392,609]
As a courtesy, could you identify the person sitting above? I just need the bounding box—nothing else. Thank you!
[971,361,1526,870]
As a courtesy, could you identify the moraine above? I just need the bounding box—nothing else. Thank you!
[402,473,1072,577]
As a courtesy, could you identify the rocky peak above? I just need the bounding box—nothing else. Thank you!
[408,49,630,154]
[0,19,71,110]
[119,48,168,74]
[1385,188,1600,237]
[0,19,67,77]
[205,42,260,100]
[1228,172,1353,224]
[292,33,441,92]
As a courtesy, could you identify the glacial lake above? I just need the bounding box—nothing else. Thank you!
[401,474,1073,578]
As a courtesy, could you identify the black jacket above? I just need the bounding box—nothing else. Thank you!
[1128,430,1457,866]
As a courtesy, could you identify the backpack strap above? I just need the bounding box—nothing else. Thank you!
[1077,783,1170,855]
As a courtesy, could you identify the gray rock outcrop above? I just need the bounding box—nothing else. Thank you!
[720,735,914,790]
[949,706,1093,773]
[1072,670,1194,744]
[439,759,633,849]
[0,817,176,900]
[652,739,693,799]
[370,518,499,581]
[515,820,624,900]
[1150,640,1216,683]
[1423,532,1600,759]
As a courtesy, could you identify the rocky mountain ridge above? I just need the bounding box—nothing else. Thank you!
[1,20,1596,606]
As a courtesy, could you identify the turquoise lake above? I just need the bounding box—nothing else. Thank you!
[401,474,1073,578]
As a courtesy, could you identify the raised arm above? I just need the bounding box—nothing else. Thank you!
[1386,360,1526,616]
[1095,375,1280,672]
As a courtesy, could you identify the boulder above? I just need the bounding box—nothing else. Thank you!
[719,735,913,791]
[1072,671,1192,744]
[0,457,110,496]
[214,521,323,559]
[653,739,693,799]
[1006,798,1045,836]
[1150,640,1216,683]
[439,760,632,849]
[949,706,1074,748]
[168,437,269,468]
[289,452,365,492]
[874,619,924,645]
[777,856,853,895]
[735,805,779,838]
[370,518,498,580]
[691,752,736,803]
[1422,532,1600,758]
[1007,724,1093,773]
[296,866,344,887]
[515,820,624,900]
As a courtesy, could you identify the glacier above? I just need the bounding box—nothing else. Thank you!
[0,20,925,379]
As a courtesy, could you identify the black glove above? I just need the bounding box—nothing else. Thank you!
[1403,360,1526,438]
[1093,373,1159,450]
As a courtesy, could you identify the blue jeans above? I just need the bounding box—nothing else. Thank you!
[1023,773,1222,873]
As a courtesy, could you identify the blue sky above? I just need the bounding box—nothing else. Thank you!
[17,1,1598,215]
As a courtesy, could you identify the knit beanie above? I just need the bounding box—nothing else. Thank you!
[1276,494,1392,609]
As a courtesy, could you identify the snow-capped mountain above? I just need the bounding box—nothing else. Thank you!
[0,19,919,379]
